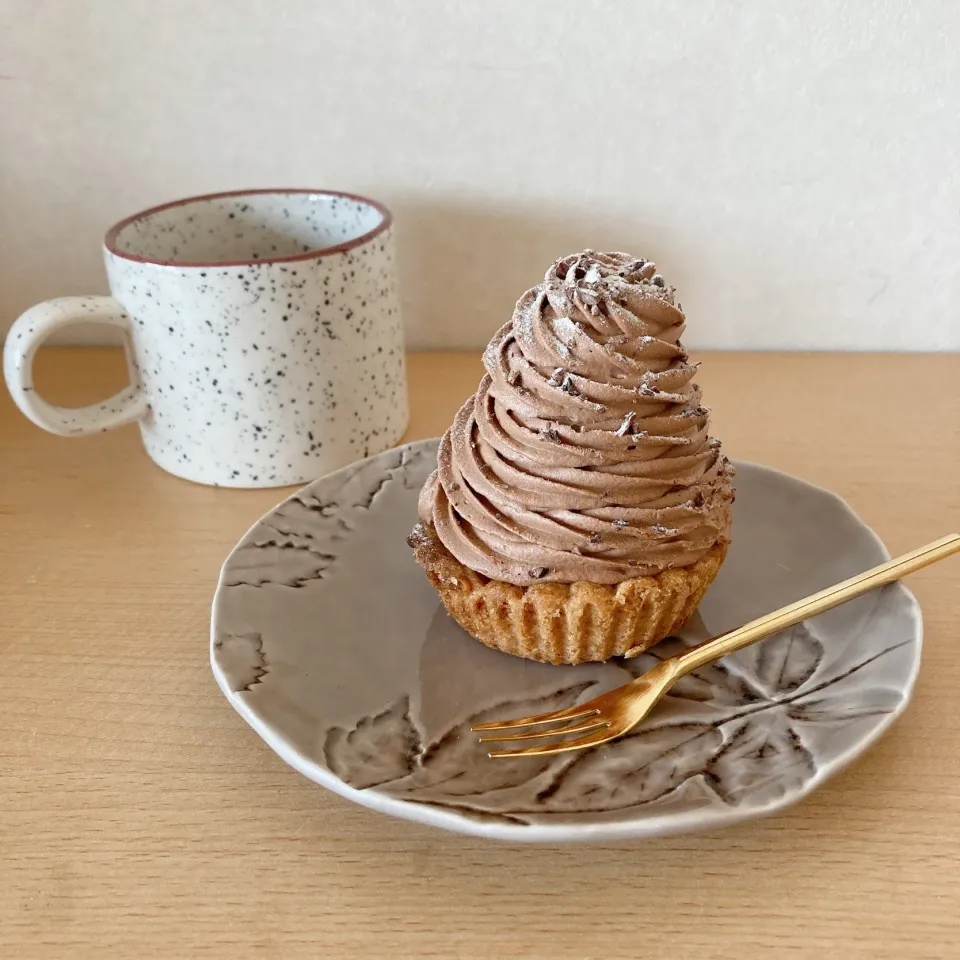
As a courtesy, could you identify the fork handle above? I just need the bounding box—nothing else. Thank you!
[671,533,960,678]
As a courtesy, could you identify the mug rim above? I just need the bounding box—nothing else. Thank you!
[103,188,393,268]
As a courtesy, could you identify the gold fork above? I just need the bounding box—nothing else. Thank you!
[473,533,960,758]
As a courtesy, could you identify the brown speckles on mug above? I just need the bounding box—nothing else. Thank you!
[4,190,408,487]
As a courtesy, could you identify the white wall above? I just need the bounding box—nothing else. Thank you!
[2,0,958,351]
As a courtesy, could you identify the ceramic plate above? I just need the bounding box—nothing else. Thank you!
[211,439,921,842]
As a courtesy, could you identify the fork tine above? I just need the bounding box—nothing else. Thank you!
[476,718,610,744]
[488,726,618,758]
[470,703,600,733]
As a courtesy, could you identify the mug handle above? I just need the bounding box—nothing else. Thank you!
[3,296,149,436]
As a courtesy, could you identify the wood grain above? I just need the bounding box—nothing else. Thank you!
[2,348,959,959]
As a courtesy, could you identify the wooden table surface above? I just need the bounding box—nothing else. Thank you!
[2,348,959,959]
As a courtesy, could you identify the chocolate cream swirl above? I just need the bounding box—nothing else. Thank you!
[417,251,735,585]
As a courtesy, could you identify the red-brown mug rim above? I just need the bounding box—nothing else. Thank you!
[103,188,393,268]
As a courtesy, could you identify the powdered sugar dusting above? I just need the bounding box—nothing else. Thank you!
[552,315,578,336]
[511,290,539,345]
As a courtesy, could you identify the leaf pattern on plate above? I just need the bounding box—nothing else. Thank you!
[623,634,765,707]
[787,685,905,724]
[386,682,596,798]
[222,537,336,589]
[534,722,723,812]
[318,624,912,819]
[705,713,815,806]
[751,622,823,696]
[324,696,422,790]
[214,632,268,693]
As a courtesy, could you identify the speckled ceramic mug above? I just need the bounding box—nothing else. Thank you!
[3,189,408,487]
